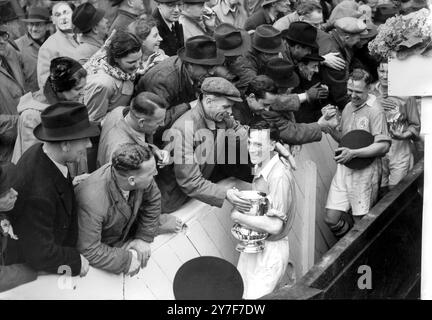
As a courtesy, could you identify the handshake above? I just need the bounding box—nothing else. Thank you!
[306,83,329,102]
[318,104,340,130]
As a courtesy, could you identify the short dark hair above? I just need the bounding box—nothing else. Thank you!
[128,16,158,42]
[131,92,167,116]
[349,68,373,85]
[111,143,153,174]
[106,31,142,66]
[249,118,280,142]
[246,75,277,100]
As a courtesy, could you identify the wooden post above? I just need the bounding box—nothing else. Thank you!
[301,160,317,275]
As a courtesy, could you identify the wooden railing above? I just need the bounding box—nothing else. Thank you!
[263,159,424,299]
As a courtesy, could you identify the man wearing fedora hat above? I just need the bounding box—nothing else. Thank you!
[136,35,225,144]
[152,0,185,57]
[281,21,318,66]
[5,101,100,277]
[214,23,252,94]
[0,162,38,293]
[293,50,330,123]
[244,0,290,31]
[73,2,109,65]
[156,76,252,213]
[15,7,50,93]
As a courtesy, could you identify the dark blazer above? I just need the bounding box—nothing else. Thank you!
[6,144,82,276]
[153,8,184,57]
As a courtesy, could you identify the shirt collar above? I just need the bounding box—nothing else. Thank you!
[42,145,69,178]
[254,154,280,182]
[352,94,376,112]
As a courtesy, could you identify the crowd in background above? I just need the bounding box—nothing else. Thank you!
[0,0,425,298]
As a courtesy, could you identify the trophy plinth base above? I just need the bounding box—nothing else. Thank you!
[235,241,265,253]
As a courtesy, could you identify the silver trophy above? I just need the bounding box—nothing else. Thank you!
[231,190,269,253]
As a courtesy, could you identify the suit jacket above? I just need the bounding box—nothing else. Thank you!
[5,144,82,276]
[76,164,161,274]
[153,8,184,57]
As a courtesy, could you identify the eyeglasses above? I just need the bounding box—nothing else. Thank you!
[28,22,47,28]
[0,32,9,41]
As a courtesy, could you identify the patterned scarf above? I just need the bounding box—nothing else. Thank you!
[85,53,136,82]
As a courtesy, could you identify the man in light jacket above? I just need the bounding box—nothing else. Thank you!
[76,143,161,275]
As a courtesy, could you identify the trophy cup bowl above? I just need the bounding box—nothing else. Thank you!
[231,190,269,253]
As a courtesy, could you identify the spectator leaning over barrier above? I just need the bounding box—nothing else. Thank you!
[76,143,161,276]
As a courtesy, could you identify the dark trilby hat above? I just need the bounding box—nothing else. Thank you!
[0,1,18,23]
[282,21,318,49]
[178,35,225,66]
[72,2,105,34]
[173,256,244,300]
[22,7,50,23]
[33,101,100,142]
[0,162,18,195]
[339,130,375,170]
[266,58,300,89]
[214,23,251,57]
[252,24,283,54]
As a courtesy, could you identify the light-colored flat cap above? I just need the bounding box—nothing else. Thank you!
[334,17,368,35]
[201,77,242,102]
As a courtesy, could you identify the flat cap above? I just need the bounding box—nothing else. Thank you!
[201,77,242,102]
[334,17,368,35]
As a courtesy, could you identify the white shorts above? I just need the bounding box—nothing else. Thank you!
[382,139,413,187]
[326,160,381,216]
[237,237,289,299]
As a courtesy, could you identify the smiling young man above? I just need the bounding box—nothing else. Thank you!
[323,69,391,238]
[231,120,296,299]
